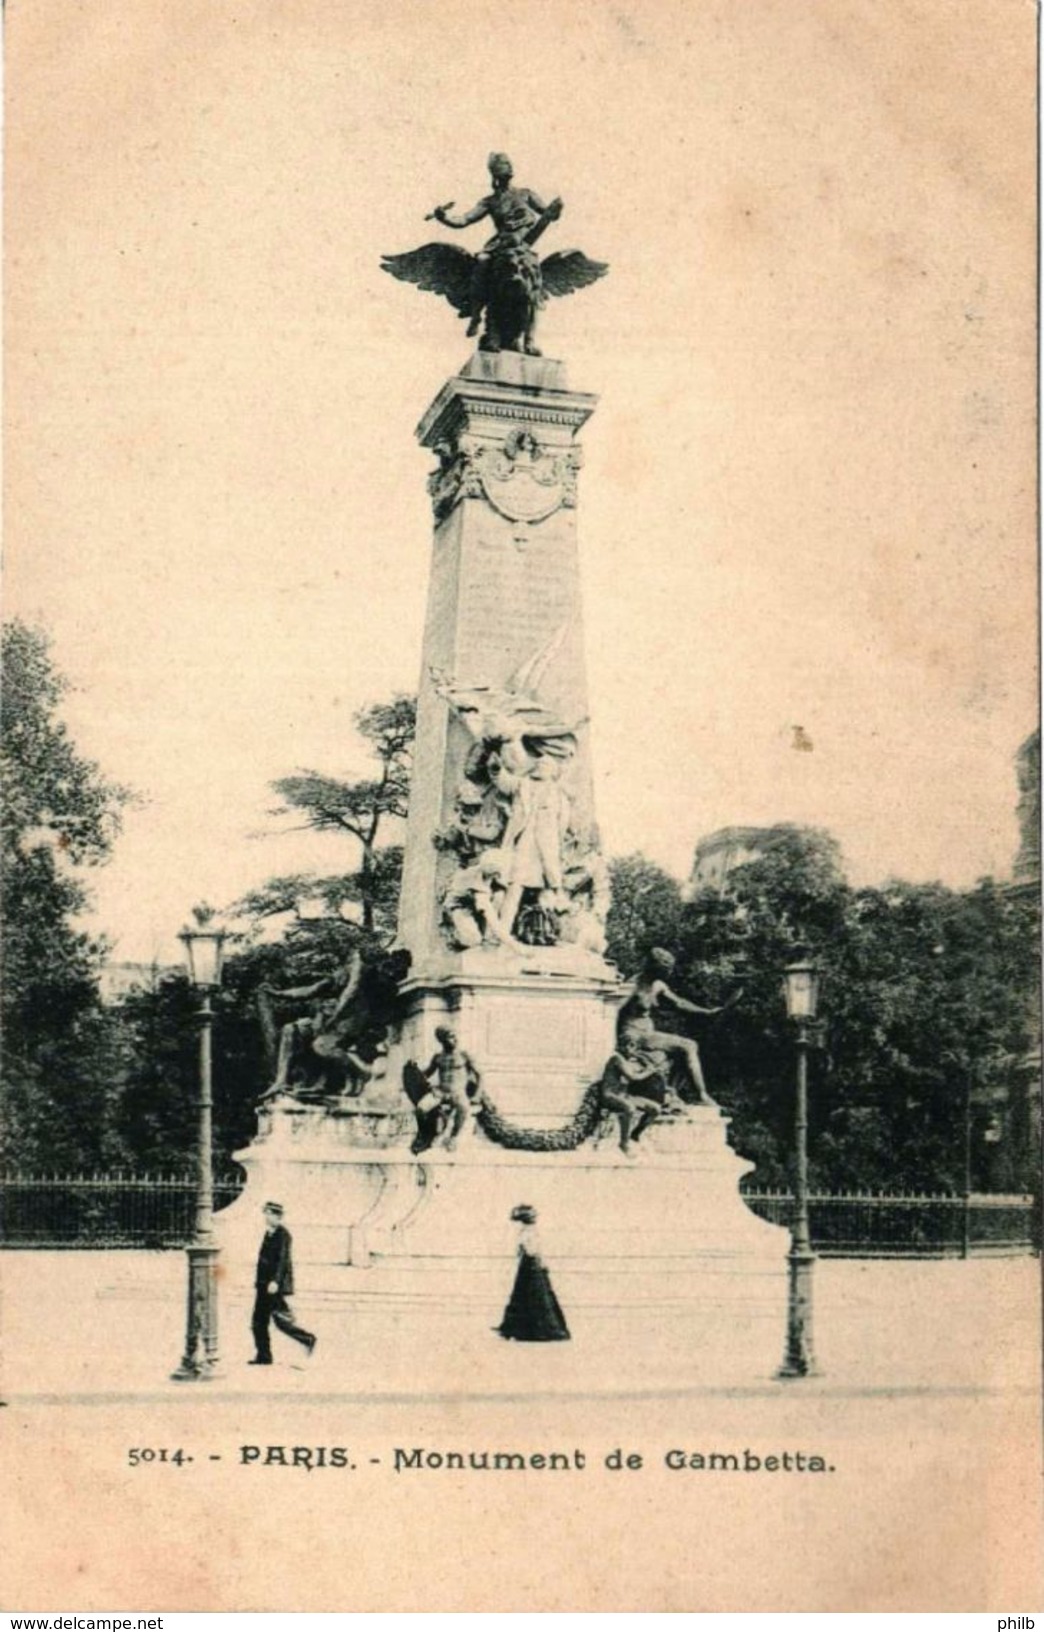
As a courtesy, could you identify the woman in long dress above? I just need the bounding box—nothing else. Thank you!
[496,1205,570,1342]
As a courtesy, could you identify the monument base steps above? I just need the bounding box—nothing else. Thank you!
[220,1100,788,1314]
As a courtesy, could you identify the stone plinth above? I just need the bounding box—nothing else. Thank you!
[380,1107,783,1270]
[396,966,619,1123]
[219,1101,421,1271]
[218,1100,788,1316]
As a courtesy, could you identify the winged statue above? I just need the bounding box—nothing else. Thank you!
[432,623,584,758]
[381,152,608,357]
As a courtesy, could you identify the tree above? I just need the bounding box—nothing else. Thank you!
[109,968,200,1171]
[1,621,131,1168]
[259,694,415,937]
[671,826,851,1186]
[640,825,1040,1193]
[605,854,683,975]
[828,877,1041,1193]
[100,696,419,1173]
[111,957,271,1174]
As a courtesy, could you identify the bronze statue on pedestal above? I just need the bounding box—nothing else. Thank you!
[381,153,608,355]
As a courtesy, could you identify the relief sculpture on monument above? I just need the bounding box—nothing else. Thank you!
[427,427,580,527]
[432,631,604,951]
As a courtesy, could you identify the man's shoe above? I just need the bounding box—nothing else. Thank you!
[248,1357,272,1365]
[304,1334,317,1358]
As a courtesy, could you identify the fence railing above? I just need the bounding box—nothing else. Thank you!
[0,1175,1038,1254]
[741,1189,1039,1257]
[0,1173,245,1249]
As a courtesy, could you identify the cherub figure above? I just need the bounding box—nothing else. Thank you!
[402,1026,482,1155]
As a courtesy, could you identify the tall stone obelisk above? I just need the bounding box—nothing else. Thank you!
[395,351,621,1126]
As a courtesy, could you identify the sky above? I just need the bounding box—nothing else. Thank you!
[6,0,1038,964]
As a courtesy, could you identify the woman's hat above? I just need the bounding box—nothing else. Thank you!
[510,1203,537,1224]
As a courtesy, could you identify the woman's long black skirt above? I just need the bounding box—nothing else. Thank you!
[497,1250,571,1342]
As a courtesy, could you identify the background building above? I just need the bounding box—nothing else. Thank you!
[687,826,774,897]
[98,961,170,1005]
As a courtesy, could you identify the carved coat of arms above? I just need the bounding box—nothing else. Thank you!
[428,425,580,524]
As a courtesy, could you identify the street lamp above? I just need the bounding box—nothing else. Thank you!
[777,956,820,1379]
[171,915,227,1382]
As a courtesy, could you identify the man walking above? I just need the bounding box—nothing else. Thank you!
[250,1201,316,1366]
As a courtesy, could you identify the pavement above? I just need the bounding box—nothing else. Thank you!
[1,1246,1039,1403]
[3,1250,1042,1610]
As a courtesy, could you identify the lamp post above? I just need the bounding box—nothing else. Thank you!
[171,916,227,1382]
[777,956,820,1379]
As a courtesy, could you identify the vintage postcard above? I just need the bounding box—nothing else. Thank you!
[2,0,1040,1613]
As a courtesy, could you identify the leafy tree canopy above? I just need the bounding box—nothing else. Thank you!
[605,853,684,976]
[2,620,130,876]
[258,694,415,936]
[620,826,1039,1192]
[1,621,132,1169]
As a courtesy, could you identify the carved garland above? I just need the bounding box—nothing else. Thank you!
[473,1080,604,1151]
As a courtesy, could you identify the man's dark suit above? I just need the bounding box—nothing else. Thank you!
[251,1223,315,1362]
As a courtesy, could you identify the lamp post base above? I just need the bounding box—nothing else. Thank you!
[170,1357,222,1382]
[777,1243,819,1379]
[171,1241,222,1382]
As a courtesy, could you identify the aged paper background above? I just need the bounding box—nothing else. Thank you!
[3,0,1040,1612]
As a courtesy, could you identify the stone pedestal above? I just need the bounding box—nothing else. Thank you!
[396,966,619,1124]
[219,1101,418,1271]
[393,349,623,1140]
[219,1100,787,1318]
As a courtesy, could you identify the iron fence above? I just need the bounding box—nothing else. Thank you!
[0,1174,1038,1254]
[0,1173,245,1249]
[742,1189,1039,1256]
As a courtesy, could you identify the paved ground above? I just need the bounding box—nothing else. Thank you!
[1,1247,1039,1401]
[3,1251,1041,1610]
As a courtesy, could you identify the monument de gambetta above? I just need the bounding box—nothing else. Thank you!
[222,155,785,1337]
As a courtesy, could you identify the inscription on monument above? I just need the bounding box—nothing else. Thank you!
[458,529,575,660]
[485,1002,585,1062]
